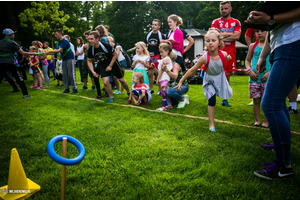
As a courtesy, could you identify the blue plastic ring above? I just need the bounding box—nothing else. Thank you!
[47,135,85,166]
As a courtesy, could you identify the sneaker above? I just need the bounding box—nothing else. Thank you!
[30,85,37,89]
[45,86,50,88]
[56,84,60,87]
[297,94,300,102]
[259,143,275,151]
[126,100,132,104]
[141,102,148,106]
[113,90,122,94]
[62,89,70,93]
[156,91,161,96]
[288,106,298,114]
[156,107,167,111]
[60,85,64,88]
[222,100,230,107]
[23,95,31,99]
[150,90,154,94]
[37,86,43,89]
[166,105,173,109]
[104,93,109,97]
[95,95,102,99]
[184,95,189,105]
[72,89,78,94]
[254,161,293,180]
[248,100,253,106]
[177,100,187,108]
[81,86,88,90]
[91,86,96,91]
[107,97,114,103]
[209,127,216,132]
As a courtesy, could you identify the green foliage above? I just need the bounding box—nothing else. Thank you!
[19,1,74,46]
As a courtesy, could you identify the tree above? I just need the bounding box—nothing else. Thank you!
[59,1,89,44]
[18,1,74,47]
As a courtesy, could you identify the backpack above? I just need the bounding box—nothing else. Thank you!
[120,48,131,68]
[203,50,228,76]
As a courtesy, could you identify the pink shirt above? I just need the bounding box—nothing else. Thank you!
[168,28,184,55]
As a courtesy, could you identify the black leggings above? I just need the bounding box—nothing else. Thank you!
[0,63,28,95]
[208,94,216,106]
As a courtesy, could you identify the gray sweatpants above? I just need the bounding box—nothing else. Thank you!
[62,59,77,91]
[41,62,49,87]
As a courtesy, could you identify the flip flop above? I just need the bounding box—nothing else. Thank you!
[252,124,260,127]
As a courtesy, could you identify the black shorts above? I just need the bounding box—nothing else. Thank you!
[99,62,124,79]
[56,73,63,81]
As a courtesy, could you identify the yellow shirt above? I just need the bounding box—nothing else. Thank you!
[44,47,53,60]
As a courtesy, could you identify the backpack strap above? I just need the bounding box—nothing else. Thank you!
[203,51,209,71]
[218,50,228,76]
[203,51,228,76]
[251,41,259,59]
[55,40,71,58]
[92,42,108,56]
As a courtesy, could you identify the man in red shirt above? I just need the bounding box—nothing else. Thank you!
[211,1,241,107]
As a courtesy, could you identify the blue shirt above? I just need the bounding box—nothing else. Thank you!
[56,38,74,61]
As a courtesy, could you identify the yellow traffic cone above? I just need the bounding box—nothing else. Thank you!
[0,148,40,200]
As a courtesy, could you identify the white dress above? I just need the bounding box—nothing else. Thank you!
[202,51,233,100]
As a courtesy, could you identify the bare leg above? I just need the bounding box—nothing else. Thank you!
[208,106,215,129]
[118,77,130,93]
[253,98,261,125]
[102,77,113,98]
[83,77,87,87]
[120,68,125,93]
[148,68,154,90]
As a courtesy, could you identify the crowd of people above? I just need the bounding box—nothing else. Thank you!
[1,1,300,181]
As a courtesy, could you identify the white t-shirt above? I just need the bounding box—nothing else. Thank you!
[76,46,84,60]
[115,44,125,62]
[158,56,173,81]
[132,54,149,70]
[270,21,300,52]
[70,42,75,56]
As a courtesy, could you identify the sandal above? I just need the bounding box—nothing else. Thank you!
[252,124,260,127]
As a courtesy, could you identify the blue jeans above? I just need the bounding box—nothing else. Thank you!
[166,85,189,105]
[175,56,182,65]
[77,60,83,82]
[261,40,300,166]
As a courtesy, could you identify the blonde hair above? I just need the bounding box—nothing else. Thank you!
[168,14,183,26]
[29,46,38,52]
[133,72,144,83]
[159,42,172,56]
[135,42,149,57]
[205,28,225,49]
[64,35,70,41]
[170,50,177,61]
[107,36,114,46]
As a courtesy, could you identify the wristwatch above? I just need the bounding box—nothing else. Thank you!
[268,14,275,26]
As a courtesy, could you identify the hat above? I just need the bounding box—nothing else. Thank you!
[3,28,17,36]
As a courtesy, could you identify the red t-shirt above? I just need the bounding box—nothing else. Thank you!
[30,56,39,69]
[211,17,241,53]
[132,83,148,91]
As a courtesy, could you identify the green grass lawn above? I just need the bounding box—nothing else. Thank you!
[1,69,300,199]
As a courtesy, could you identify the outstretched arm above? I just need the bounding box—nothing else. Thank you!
[174,55,206,90]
